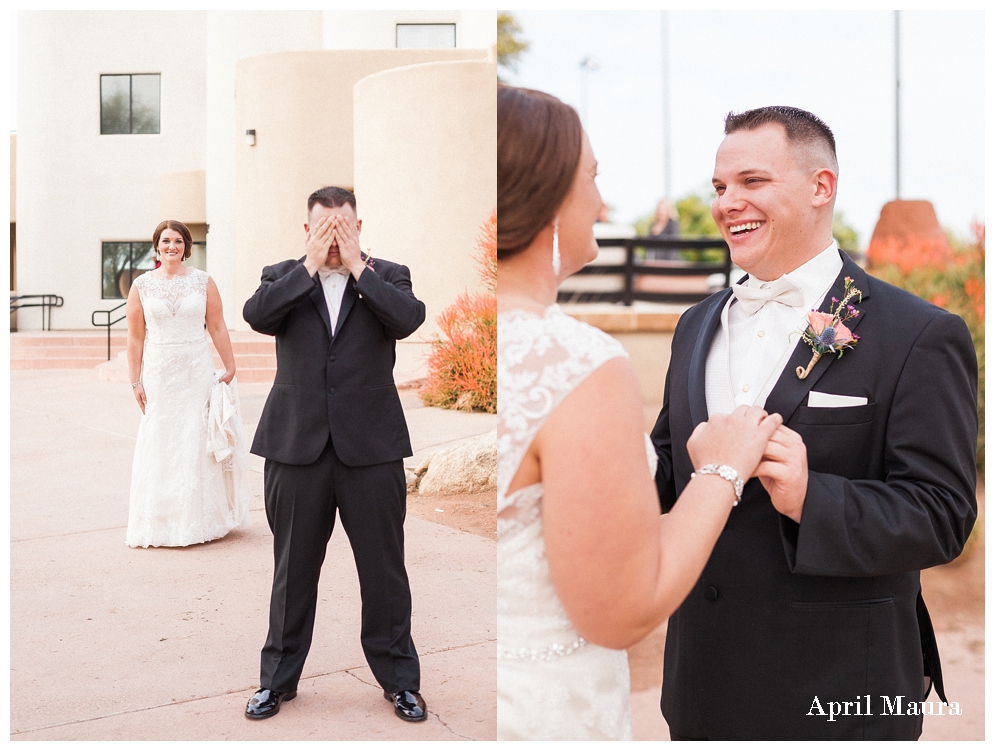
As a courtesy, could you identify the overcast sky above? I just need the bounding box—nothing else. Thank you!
[503,9,985,246]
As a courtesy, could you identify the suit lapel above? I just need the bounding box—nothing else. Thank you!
[333,277,359,339]
[309,277,333,339]
[689,288,733,426]
[764,252,871,419]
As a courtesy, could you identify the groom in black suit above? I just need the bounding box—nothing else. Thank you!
[651,107,977,739]
[242,186,428,722]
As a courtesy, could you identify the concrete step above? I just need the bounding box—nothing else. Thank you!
[12,357,113,370]
[11,329,277,378]
[10,333,128,348]
[10,330,125,370]
[231,368,278,383]
[226,339,277,354]
[10,345,127,359]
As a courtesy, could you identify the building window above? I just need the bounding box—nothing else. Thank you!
[102,241,206,298]
[102,242,155,299]
[396,23,456,49]
[100,74,160,134]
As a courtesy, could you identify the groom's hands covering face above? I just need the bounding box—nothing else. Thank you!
[756,425,809,523]
[304,216,334,274]
[329,215,365,278]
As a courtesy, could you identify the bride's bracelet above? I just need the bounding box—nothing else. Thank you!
[691,464,744,506]
[131,382,142,389]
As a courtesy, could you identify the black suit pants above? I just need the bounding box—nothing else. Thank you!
[259,437,420,694]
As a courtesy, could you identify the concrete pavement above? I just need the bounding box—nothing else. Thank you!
[9,368,496,741]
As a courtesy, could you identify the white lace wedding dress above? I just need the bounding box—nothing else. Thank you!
[497,304,638,741]
[126,269,252,548]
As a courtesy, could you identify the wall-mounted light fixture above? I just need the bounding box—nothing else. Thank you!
[245,129,256,147]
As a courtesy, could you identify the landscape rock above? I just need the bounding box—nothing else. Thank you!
[405,455,433,493]
[418,430,497,496]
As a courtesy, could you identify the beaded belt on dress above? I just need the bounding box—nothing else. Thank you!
[147,337,209,345]
[497,635,587,661]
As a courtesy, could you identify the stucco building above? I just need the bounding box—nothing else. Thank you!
[12,10,496,342]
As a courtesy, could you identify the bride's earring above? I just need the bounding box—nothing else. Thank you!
[552,217,561,276]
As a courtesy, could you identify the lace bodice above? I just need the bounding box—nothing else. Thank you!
[498,305,630,511]
[135,269,209,344]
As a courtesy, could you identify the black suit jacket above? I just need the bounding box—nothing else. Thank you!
[651,252,977,740]
[243,257,425,467]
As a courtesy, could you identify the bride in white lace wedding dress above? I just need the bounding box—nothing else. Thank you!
[125,220,251,548]
[497,86,782,740]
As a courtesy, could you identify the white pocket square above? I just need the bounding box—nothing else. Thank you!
[808,391,868,408]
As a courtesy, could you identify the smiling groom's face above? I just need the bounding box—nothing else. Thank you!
[710,123,827,281]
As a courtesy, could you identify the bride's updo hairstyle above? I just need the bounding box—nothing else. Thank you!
[152,219,193,260]
[497,85,583,259]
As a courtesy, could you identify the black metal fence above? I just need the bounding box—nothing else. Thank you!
[557,236,731,305]
[91,301,128,360]
[10,294,64,330]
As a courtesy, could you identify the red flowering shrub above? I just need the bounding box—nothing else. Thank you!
[475,207,497,294]
[421,209,497,413]
[867,222,985,470]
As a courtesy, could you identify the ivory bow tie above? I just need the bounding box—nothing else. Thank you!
[317,266,350,279]
[731,276,805,316]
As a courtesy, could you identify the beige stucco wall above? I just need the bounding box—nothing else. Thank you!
[353,59,496,344]
[159,170,206,224]
[16,10,207,329]
[204,11,324,331]
[14,11,496,332]
[231,48,486,328]
[9,134,15,221]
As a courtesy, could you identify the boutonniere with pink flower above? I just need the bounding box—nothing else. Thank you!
[362,251,376,272]
[796,276,863,379]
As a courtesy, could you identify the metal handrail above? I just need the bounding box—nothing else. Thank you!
[91,302,128,361]
[557,236,731,306]
[10,294,64,330]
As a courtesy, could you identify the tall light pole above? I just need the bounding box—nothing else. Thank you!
[894,10,901,199]
[579,56,600,125]
[661,11,672,200]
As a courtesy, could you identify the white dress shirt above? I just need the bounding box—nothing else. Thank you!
[317,267,350,335]
[705,241,843,416]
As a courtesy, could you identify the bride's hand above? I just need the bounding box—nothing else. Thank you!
[686,405,782,479]
[133,383,147,414]
[218,369,235,385]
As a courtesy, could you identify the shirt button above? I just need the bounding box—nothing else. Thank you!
[757,330,765,338]
[742,385,750,393]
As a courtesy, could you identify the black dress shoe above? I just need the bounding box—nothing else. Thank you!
[384,689,427,722]
[245,688,297,720]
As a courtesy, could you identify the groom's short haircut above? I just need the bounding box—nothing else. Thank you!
[725,106,839,174]
[308,186,357,217]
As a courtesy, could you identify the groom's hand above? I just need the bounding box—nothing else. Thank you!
[330,215,365,279]
[303,216,333,276]
[756,425,808,523]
